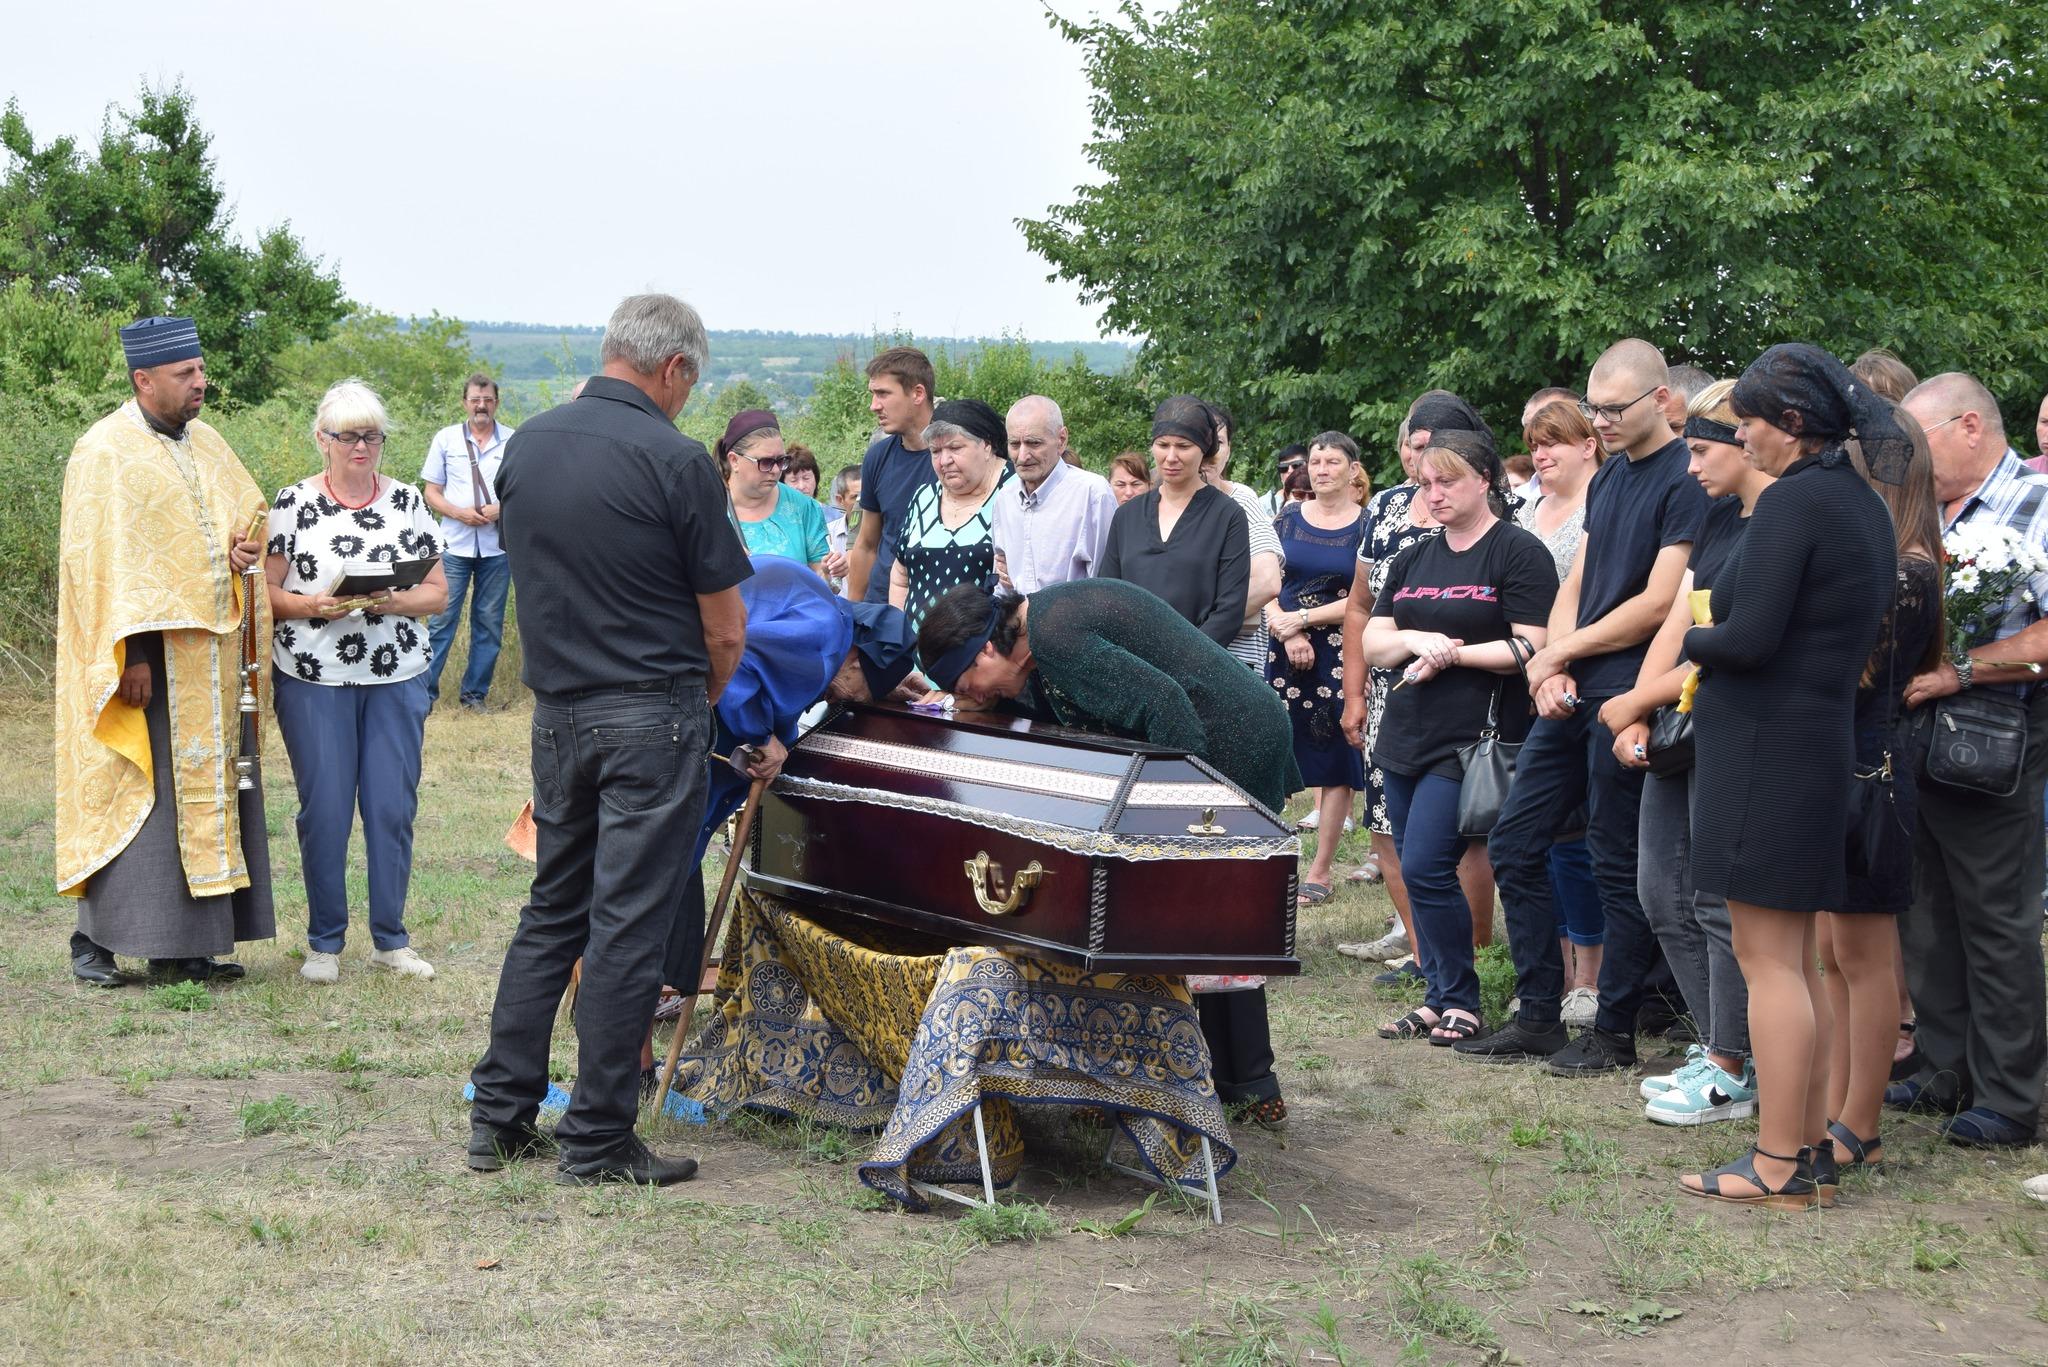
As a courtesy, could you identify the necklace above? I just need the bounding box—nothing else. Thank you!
[323,472,380,510]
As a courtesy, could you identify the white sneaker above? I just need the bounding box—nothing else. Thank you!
[300,950,340,985]
[1359,926,1409,961]
[1644,1057,1757,1126]
[369,946,436,980]
[1639,1045,1708,1102]
[1559,986,1599,1027]
[2025,1173,2048,1205]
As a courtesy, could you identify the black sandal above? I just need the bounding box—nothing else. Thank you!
[1682,1145,1818,1210]
[1822,1119,1885,1200]
[1427,1011,1483,1047]
[1377,1008,1439,1040]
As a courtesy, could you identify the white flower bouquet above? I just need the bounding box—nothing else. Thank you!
[1942,521,2048,654]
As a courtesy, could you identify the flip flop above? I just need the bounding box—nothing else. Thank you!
[1297,882,1332,906]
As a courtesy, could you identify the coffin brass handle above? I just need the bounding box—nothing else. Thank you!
[963,851,1045,917]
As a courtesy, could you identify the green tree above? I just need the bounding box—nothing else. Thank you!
[272,311,482,425]
[0,83,347,403]
[1024,2,2048,467]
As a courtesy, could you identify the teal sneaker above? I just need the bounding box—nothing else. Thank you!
[1645,1058,1757,1126]
[1638,1045,1707,1102]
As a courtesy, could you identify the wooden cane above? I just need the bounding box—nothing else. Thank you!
[652,776,768,1124]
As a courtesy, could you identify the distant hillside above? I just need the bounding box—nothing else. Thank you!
[465,324,1137,401]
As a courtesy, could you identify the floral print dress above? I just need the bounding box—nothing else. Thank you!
[265,475,442,686]
[1356,483,1442,835]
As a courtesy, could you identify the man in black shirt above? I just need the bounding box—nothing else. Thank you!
[468,293,752,1186]
[1457,339,1705,1073]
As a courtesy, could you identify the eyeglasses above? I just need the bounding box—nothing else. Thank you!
[1276,459,1306,473]
[1921,413,1965,435]
[323,430,387,449]
[1578,387,1659,424]
[738,452,791,473]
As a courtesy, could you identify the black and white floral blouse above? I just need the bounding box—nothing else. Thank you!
[266,475,441,686]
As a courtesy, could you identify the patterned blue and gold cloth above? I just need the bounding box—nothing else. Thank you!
[671,887,1235,1210]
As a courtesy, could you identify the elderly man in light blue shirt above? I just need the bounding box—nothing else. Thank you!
[420,372,515,709]
[991,395,1117,595]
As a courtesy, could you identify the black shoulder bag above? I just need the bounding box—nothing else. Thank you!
[1923,689,2029,798]
[1455,637,1533,838]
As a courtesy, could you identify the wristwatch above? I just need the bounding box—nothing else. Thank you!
[1953,653,1975,690]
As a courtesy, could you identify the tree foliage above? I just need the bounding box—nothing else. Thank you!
[272,311,483,426]
[0,83,348,403]
[1025,1,2048,461]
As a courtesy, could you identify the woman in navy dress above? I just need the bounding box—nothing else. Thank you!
[1265,432,1367,903]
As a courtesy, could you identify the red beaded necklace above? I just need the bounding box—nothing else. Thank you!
[323,472,380,511]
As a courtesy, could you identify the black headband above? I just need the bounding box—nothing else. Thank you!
[1683,416,1739,445]
[922,597,1002,693]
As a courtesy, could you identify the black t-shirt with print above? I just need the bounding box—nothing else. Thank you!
[1370,521,1560,778]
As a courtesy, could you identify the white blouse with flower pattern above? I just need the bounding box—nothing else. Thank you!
[265,475,442,686]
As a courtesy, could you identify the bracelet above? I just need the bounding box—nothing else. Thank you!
[1296,611,1310,636]
[1953,653,1975,690]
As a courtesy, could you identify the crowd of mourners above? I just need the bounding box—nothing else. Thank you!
[57,302,2048,1203]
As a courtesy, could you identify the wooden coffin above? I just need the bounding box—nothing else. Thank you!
[744,702,1301,975]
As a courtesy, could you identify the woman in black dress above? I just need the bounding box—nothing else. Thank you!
[1099,397,1249,648]
[1677,344,1904,1208]
[1814,408,1945,1189]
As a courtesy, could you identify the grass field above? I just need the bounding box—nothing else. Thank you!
[1,682,2044,1366]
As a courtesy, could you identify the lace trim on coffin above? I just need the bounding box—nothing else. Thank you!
[797,732,1244,809]
[770,775,1299,862]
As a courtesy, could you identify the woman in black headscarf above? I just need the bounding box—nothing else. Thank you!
[1676,343,1901,1209]
[1098,397,1250,646]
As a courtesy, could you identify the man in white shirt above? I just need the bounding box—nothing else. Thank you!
[991,395,1117,594]
[421,372,515,709]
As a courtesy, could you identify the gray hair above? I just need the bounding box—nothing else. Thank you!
[1667,364,1717,402]
[1309,430,1360,462]
[1007,394,1065,436]
[922,420,973,448]
[830,467,859,500]
[1906,372,2007,443]
[312,377,390,446]
[600,293,709,378]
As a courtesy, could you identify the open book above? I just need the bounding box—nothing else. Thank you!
[326,555,439,599]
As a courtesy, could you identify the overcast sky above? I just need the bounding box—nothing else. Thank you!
[8,0,1125,340]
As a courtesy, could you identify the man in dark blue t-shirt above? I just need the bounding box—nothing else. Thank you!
[845,346,937,604]
[1457,339,1707,1074]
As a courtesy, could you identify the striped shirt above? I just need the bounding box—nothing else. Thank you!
[1223,482,1284,670]
[1945,448,2048,694]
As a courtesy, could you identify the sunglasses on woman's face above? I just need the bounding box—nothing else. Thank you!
[739,453,791,473]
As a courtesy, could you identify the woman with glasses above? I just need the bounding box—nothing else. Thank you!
[264,378,449,985]
[889,398,1013,634]
[719,409,829,576]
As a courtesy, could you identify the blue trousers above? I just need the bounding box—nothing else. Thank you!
[427,552,511,704]
[272,670,430,953]
[1382,768,1481,1016]
[1549,839,1605,946]
[1486,704,1654,1031]
[470,678,712,1154]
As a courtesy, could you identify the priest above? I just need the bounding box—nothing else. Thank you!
[55,316,276,986]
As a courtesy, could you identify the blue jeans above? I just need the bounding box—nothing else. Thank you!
[1382,768,1481,1016]
[469,677,712,1154]
[1486,704,1654,1031]
[427,553,510,704]
[272,670,431,953]
[1549,839,1605,946]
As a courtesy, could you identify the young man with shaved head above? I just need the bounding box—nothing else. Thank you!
[1457,339,1707,1072]
[1893,372,2048,1148]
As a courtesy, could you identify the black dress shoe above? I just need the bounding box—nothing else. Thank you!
[147,957,246,984]
[71,945,126,988]
[1548,1026,1639,1075]
[467,1121,557,1172]
[556,1135,699,1186]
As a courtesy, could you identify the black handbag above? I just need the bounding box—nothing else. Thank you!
[1456,682,1520,838]
[1846,602,1906,877]
[1645,703,1695,777]
[1923,688,2029,798]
